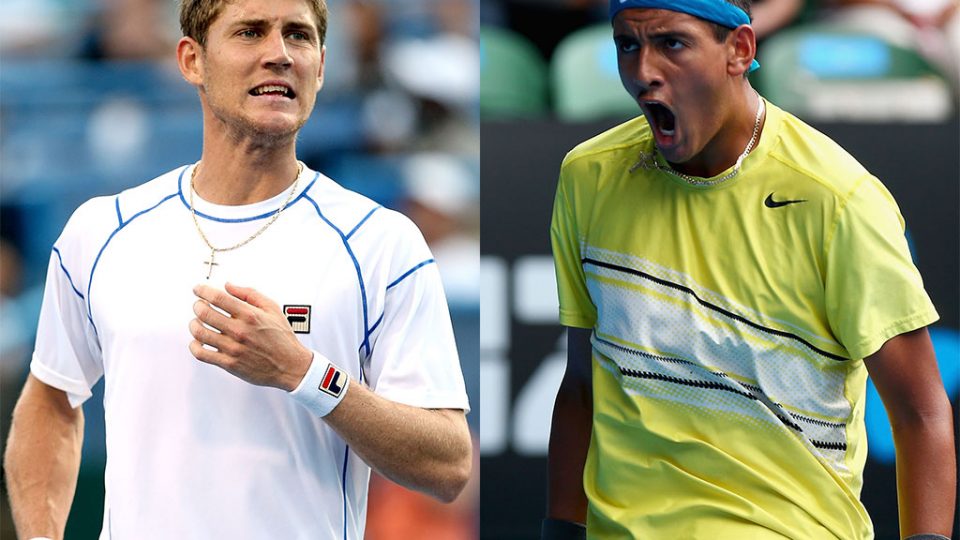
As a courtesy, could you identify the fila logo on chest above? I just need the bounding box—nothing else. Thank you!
[283,305,312,334]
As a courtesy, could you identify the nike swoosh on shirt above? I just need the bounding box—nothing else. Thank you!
[764,193,807,208]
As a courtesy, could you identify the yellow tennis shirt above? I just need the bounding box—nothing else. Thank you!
[551,99,938,539]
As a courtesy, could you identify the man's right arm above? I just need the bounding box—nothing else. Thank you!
[4,373,84,539]
[546,327,593,529]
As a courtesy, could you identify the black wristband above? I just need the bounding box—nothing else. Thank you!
[904,535,951,540]
[541,518,586,540]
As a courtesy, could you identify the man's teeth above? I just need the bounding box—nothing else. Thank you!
[253,85,289,95]
[659,126,675,136]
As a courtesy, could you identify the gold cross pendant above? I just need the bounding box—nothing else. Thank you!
[203,249,219,280]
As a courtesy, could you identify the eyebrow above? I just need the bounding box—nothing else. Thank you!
[649,30,695,41]
[614,28,696,42]
[283,21,317,34]
[230,18,317,34]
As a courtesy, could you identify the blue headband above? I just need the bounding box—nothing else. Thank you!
[610,0,760,72]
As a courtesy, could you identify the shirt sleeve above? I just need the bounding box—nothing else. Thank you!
[31,246,104,409]
[823,175,939,359]
[550,161,597,329]
[365,218,469,412]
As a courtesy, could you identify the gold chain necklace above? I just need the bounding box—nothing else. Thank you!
[631,96,765,187]
[189,161,303,279]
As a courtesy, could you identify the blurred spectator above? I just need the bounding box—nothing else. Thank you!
[345,0,389,90]
[437,0,479,37]
[0,0,88,57]
[352,8,479,155]
[400,153,480,306]
[0,238,35,379]
[381,34,480,154]
[78,0,179,60]
[753,0,807,39]
[824,0,960,87]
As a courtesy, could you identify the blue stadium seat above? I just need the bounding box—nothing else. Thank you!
[551,24,638,121]
[480,26,549,119]
[754,25,955,121]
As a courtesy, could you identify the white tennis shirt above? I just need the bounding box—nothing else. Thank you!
[30,164,470,539]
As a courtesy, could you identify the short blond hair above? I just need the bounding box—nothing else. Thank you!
[179,0,328,47]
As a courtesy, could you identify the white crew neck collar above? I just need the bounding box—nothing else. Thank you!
[178,164,315,222]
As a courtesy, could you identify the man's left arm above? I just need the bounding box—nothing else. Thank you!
[864,327,955,539]
[187,282,472,503]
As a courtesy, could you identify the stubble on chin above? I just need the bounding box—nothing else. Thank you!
[210,103,307,149]
[235,119,302,148]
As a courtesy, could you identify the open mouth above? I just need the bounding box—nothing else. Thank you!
[642,101,676,137]
[249,84,296,99]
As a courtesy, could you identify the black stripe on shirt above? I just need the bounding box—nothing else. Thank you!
[582,257,848,362]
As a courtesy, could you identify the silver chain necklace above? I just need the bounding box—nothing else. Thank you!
[189,161,303,279]
[631,96,765,187]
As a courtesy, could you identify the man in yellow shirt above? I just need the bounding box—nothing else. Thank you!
[545,1,956,538]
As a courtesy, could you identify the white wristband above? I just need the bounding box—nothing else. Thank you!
[289,351,350,417]
[28,537,54,540]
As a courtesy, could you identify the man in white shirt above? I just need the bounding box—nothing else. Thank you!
[3,0,472,538]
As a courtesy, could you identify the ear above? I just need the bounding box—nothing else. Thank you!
[726,24,757,77]
[316,45,326,92]
[177,36,204,87]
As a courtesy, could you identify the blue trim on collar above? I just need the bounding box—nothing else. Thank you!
[177,167,320,223]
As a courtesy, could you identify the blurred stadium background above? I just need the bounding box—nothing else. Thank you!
[0,0,479,538]
[479,0,958,539]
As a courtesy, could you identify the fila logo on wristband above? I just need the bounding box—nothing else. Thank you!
[319,363,345,397]
[290,353,348,417]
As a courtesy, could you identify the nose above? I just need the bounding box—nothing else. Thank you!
[263,30,293,68]
[630,48,663,97]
